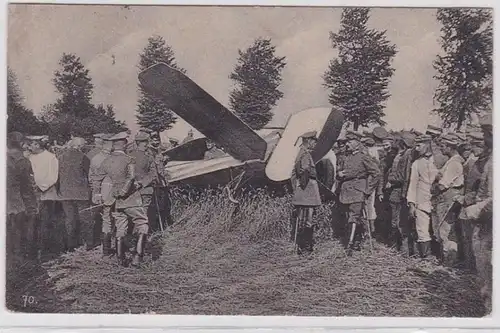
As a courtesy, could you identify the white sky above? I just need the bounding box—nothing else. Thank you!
[8,5,444,140]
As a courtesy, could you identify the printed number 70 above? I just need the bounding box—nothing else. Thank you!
[22,295,35,307]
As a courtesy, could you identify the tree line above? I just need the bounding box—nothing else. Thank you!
[8,7,492,142]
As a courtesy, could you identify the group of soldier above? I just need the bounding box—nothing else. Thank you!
[291,113,493,313]
[6,128,173,270]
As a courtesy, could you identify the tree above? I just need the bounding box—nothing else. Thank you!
[53,53,95,118]
[433,8,493,130]
[48,53,128,142]
[7,67,46,134]
[323,8,397,131]
[229,38,286,130]
[136,35,186,134]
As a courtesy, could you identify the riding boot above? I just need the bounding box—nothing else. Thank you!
[101,232,112,257]
[116,237,126,267]
[131,234,147,267]
[353,226,362,251]
[306,227,314,253]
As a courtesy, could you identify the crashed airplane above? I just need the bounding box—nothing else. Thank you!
[138,63,344,202]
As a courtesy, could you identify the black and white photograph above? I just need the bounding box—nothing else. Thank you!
[5,3,494,319]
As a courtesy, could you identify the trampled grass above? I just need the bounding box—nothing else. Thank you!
[5,188,487,317]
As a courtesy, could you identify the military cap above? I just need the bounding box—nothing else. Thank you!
[135,131,150,141]
[361,137,375,146]
[426,125,442,136]
[372,127,388,140]
[467,131,483,141]
[345,130,363,141]
[479,113,492,128]
[300,131,318,139]
[453,132,467,142]
[69,137,86,148]
[25,135,46,141]
[441,133,461,146]
[362,130,371,137]
[412,129,423,136]
[415,134,432,143]
[102,133,115,141]
[108,132,129,141]
[400,131,416,147]
[93,133,106,139]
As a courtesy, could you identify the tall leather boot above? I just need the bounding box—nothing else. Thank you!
[116,237,126,267]
[421,241,431,259]
[131,234,147,267]
[101,233,112,258]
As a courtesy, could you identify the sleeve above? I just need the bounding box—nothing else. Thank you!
[19,159,38,214]
[297,153,311,190]
[82,154,91,181]
[90,158,106,195]
[439,159,463,189]
[139,156,157,188]
[119,158,136,196]
[363,154,381,194]
[406,161,418,204]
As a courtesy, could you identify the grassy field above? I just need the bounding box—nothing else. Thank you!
[5,189,487,317]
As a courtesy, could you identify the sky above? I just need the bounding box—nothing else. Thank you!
[8,4,445,140]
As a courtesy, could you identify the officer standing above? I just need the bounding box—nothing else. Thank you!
[95,132,149,267]
[291,131,321,255]
[129,131,157,228]
[337,131,380,253]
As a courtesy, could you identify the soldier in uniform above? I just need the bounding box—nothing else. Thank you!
[291,131,321,255]
[87,133,105,161]
[90,134,114,257]
[93,132,149,267]
[129,131,157,228]
[337,131,380,252]
[458,113,492,313]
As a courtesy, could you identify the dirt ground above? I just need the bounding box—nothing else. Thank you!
[6,228,486,317]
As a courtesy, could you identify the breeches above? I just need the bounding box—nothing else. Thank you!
[101,205,114,234]
[390,202,401,231]
[112,206,149,238]
[295,206,314,229]
[364,191,377,220]
[346,202,363,225]
[415,209,432,242]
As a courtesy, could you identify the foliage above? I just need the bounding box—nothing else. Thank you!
[47,53,128,142]
[229,38,287,130]
[136,35,186,134]
[323,8,397,131]
[433,8,493,129]
[7,67,46,135]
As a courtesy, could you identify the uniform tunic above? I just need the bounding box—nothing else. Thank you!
[338,150,380,225]
[90,149,113,234]
[97,150,149,237]
[291,146,321,207]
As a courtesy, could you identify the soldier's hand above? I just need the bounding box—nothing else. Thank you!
[338,170,346,178]
[408,203,417,219]
[385,182,392,189]
[378,194,384,202]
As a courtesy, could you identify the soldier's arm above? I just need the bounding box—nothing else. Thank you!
[406,161,419,205]
[119,159,136,197]
[139,157,157,188]
[363,154,381,194]
[19,159,38,215]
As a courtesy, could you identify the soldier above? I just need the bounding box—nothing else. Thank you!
[386,131,416,253]
[87,133,105,161]
[57,137,94,251]
[291,131,321,255]
[360,136,381,237]
[93,132,149,267]
[129,131,157,228]
[457,113,492,313]
[426,125,448,169]
[337,130,380,253]
[89,134,114,257]
[432,133,465,265]
[406,134,439,259]
[7,132,38,264]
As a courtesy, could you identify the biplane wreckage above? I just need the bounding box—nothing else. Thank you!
[138,63,345,203]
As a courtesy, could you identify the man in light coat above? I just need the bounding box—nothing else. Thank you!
[407,134,439,258]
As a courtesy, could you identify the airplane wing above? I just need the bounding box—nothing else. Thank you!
[311,107,344,163]
[163,137,208,161]
[138,63,267,162]
[165,155,265,185]
[265,107,332,182]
